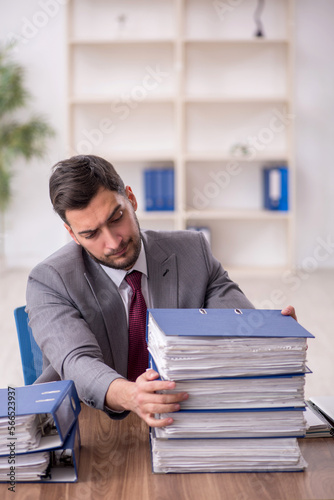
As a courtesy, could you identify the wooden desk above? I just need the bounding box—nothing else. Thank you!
[1,404,334,500]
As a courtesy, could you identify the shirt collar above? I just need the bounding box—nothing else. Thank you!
[100,240,148,289]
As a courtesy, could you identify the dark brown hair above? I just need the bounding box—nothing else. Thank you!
[49,155,125,223]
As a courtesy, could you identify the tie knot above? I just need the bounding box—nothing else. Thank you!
[125,270,142,291]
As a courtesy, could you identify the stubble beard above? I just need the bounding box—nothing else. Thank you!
[84,213,142,270]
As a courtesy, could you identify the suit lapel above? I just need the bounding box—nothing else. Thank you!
[142,232,178,308]
[83,252,129,377]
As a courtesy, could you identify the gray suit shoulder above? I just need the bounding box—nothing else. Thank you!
[29,240,85,276]
[141,228,206,248]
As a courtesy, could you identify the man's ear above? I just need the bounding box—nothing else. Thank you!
[125,186,138,211]
[64,223,80,245]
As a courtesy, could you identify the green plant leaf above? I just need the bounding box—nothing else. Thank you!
[0,167,11,212]
[0,48,28,117]
[0,45,55,213]
[0,118,55,160]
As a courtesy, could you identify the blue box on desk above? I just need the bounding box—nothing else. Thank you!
[263,166,288,211]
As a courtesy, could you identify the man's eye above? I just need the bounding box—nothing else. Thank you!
[85,231,97,240]
[110,210,123,223]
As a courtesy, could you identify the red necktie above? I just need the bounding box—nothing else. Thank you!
[125,271,148,381]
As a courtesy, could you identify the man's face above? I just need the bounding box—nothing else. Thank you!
[64,186,141,270]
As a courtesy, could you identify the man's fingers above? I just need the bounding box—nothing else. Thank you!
[138,391,188,407]
[141,380,176,393]
[145,414,174,428]
[141,369,160,381]
[281,305,297,321]
[137,376,178,394]
[143,401,181,415]
[133,370,189,426]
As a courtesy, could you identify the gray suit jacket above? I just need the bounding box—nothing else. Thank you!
[26,229,253,414]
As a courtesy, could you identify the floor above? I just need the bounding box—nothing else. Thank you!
[0,265,333,400]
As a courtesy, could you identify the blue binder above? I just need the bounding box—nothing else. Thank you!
[263,166,288,211]
[144,169,156,211]
[147,309,314,380]
[144,168,174,211]
[2,420,80,483]
[163,168,174,211]
[0,380,81,454]
[147,308,314,339]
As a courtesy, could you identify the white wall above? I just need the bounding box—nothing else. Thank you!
[0,0,68,268]
[0,0,333,270]
[294,0,334,269]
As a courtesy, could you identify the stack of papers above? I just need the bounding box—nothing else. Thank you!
[0,452,50,481]
[0,381,81,483]
[151,434,307,473]
[305,396,334,438]
[156,375,306,410]
[148,311,309,380]
[154,409,306,439]
[147,308,314,473]
[0,414,42,454]
[304,407,332,438]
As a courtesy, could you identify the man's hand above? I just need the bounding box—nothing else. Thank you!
[105,369,188,427]
[281,305,297,321]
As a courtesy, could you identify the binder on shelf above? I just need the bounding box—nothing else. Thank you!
[0,380,81,455]
[144,168,174,211]
[164,168,175,211]
[263,166,288,211]
[147,309,314,380]
[144,169,156,211]
[0,419,80,483]
[155,169,165,210]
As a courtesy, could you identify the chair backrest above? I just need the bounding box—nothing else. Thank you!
[14,306,43,385]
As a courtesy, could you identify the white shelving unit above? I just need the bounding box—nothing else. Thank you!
[66,0,295,270]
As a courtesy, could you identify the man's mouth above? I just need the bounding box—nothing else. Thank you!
[107,241,129,258]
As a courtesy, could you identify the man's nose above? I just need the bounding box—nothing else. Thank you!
[103,228,122,250]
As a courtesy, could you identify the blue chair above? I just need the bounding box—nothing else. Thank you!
[14,306,43,385]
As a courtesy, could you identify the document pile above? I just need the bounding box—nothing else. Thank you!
[305,396,334,438]
[0,380,81,483]
[147,308,314,473]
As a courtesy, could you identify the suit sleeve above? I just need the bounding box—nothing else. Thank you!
[26,263,128,419]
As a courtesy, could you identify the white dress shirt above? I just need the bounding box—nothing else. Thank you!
[100,240,152,324]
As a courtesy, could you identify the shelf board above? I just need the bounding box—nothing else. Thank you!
[69,96,288,105]
[183,38,289,45]
[69,96,174,105]
[97,151,176,162]
[184,152,289,163]
[69,38,175,46]
[185,209,291,221]
[184,96,289,104]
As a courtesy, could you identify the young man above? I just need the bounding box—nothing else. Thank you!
[26,155,296,427]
